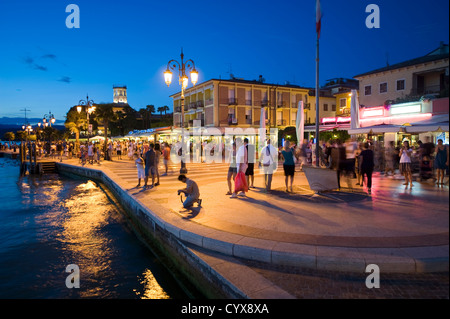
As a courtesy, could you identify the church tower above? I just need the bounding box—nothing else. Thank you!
[113,85,127,104]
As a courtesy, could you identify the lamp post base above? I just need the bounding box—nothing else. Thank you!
[180,161,187,174]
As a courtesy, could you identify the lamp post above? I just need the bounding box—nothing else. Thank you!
[76,95,95,143]
[42,111,56,128]
[42,111,56,143]
[164,49,199,174]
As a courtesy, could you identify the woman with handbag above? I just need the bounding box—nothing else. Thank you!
[230,138,248,198]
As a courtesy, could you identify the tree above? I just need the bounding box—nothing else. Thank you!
[162,105,170,117]
[65,105,87,150]
[93,103,117,160]
[146,104,155,128]
[3,132,14,147]
[157,106,164,117]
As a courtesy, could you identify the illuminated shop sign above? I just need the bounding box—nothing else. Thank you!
[390,104,421,115]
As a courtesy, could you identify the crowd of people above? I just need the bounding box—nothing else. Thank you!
[3,134,448,206]
[224,136,449,198]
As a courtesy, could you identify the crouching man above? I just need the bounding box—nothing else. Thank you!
[177,175,202,208]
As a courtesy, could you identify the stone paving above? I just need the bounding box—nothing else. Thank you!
[56,155,449,298]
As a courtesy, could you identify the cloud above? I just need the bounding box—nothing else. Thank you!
[58,76,72,83]
[33,64,48,71]
[22,55,48,71]
[41,54,57,60]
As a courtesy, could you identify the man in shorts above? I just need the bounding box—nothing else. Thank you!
[245,138,255,188]
[144,143,156,189]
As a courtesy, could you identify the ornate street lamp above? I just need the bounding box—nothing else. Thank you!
[42,111,56,128]
[164,49,198,174]
[77,95,96,142]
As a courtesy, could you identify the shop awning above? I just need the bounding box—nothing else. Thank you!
[348,124,403,135]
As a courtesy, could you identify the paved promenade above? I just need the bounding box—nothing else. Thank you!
[58,156,449,298]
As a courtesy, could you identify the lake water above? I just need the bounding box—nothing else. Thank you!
[0,157,191,299]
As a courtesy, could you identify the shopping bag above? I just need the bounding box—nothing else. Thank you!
[234,171,248,193]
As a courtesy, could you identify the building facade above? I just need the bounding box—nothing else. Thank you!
[354,43,449,108]
[170,78,353,131]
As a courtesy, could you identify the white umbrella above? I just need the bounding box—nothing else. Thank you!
[259,107,266,149]
[296,101,304,145]
[350,89,360,129]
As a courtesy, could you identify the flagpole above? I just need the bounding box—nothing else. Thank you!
[315,32,320,167]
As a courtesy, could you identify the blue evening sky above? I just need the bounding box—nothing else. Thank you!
[0,0,448,121]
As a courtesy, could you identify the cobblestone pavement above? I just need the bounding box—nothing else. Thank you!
[242,259,449,299]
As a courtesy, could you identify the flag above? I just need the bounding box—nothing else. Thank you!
[316,0,322,38]
[350,89,360,130]
[259,107,266,150]
[296,101,304,146]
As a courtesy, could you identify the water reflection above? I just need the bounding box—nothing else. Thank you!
[11,173,177,298]
[135,269,170,299]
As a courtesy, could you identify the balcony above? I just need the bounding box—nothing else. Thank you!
[188,102,197,110]
[205,98,214,106]
[227,115,238,125]
[410,85,444,96]
[261,100,269,107]
[188,119,204,127]
[277,101,287,108]
[196,100,204,108]
[228,98,238,105]
[304,103,311,110]
[276,119,286,126]
[291,102,298,108]
[245,99,252,106]
[174,106,181,113]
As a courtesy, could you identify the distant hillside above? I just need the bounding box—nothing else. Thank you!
[0,117,65,126]
[0,123,65,140]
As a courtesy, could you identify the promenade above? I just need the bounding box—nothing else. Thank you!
[54,155,449,298]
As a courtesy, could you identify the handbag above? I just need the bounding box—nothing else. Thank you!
[234,171,248,193]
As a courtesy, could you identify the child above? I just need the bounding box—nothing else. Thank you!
[134,152,145,187]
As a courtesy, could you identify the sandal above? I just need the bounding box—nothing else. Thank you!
[226,191,232,195]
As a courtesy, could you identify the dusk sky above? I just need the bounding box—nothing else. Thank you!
[0,0,448,121]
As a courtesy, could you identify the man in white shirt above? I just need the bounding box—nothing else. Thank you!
[259,138,278,192]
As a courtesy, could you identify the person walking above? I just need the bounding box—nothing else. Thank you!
[154,143,162,186]
[87,142,94,164]
[259,138,278,193]
[143,143,156,189]
[116,142,122,160]
[281,140,295,193]
[230,137,248,198]
[434,139,448,185]
[162,142,171,175]
[226,142,237,195]
[359,142,375,194]
[134,152,145,188]
[245,140,255,189]
[399,140,413,188]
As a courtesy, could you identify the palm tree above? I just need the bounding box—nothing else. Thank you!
[93,103,117,160]
[157,106,164,117]
[162,105,170,117]
[3,132,15,148]
[146,104,155,128]
[65,106,86,152]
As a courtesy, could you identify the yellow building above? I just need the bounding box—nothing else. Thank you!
[170,78,312,130]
